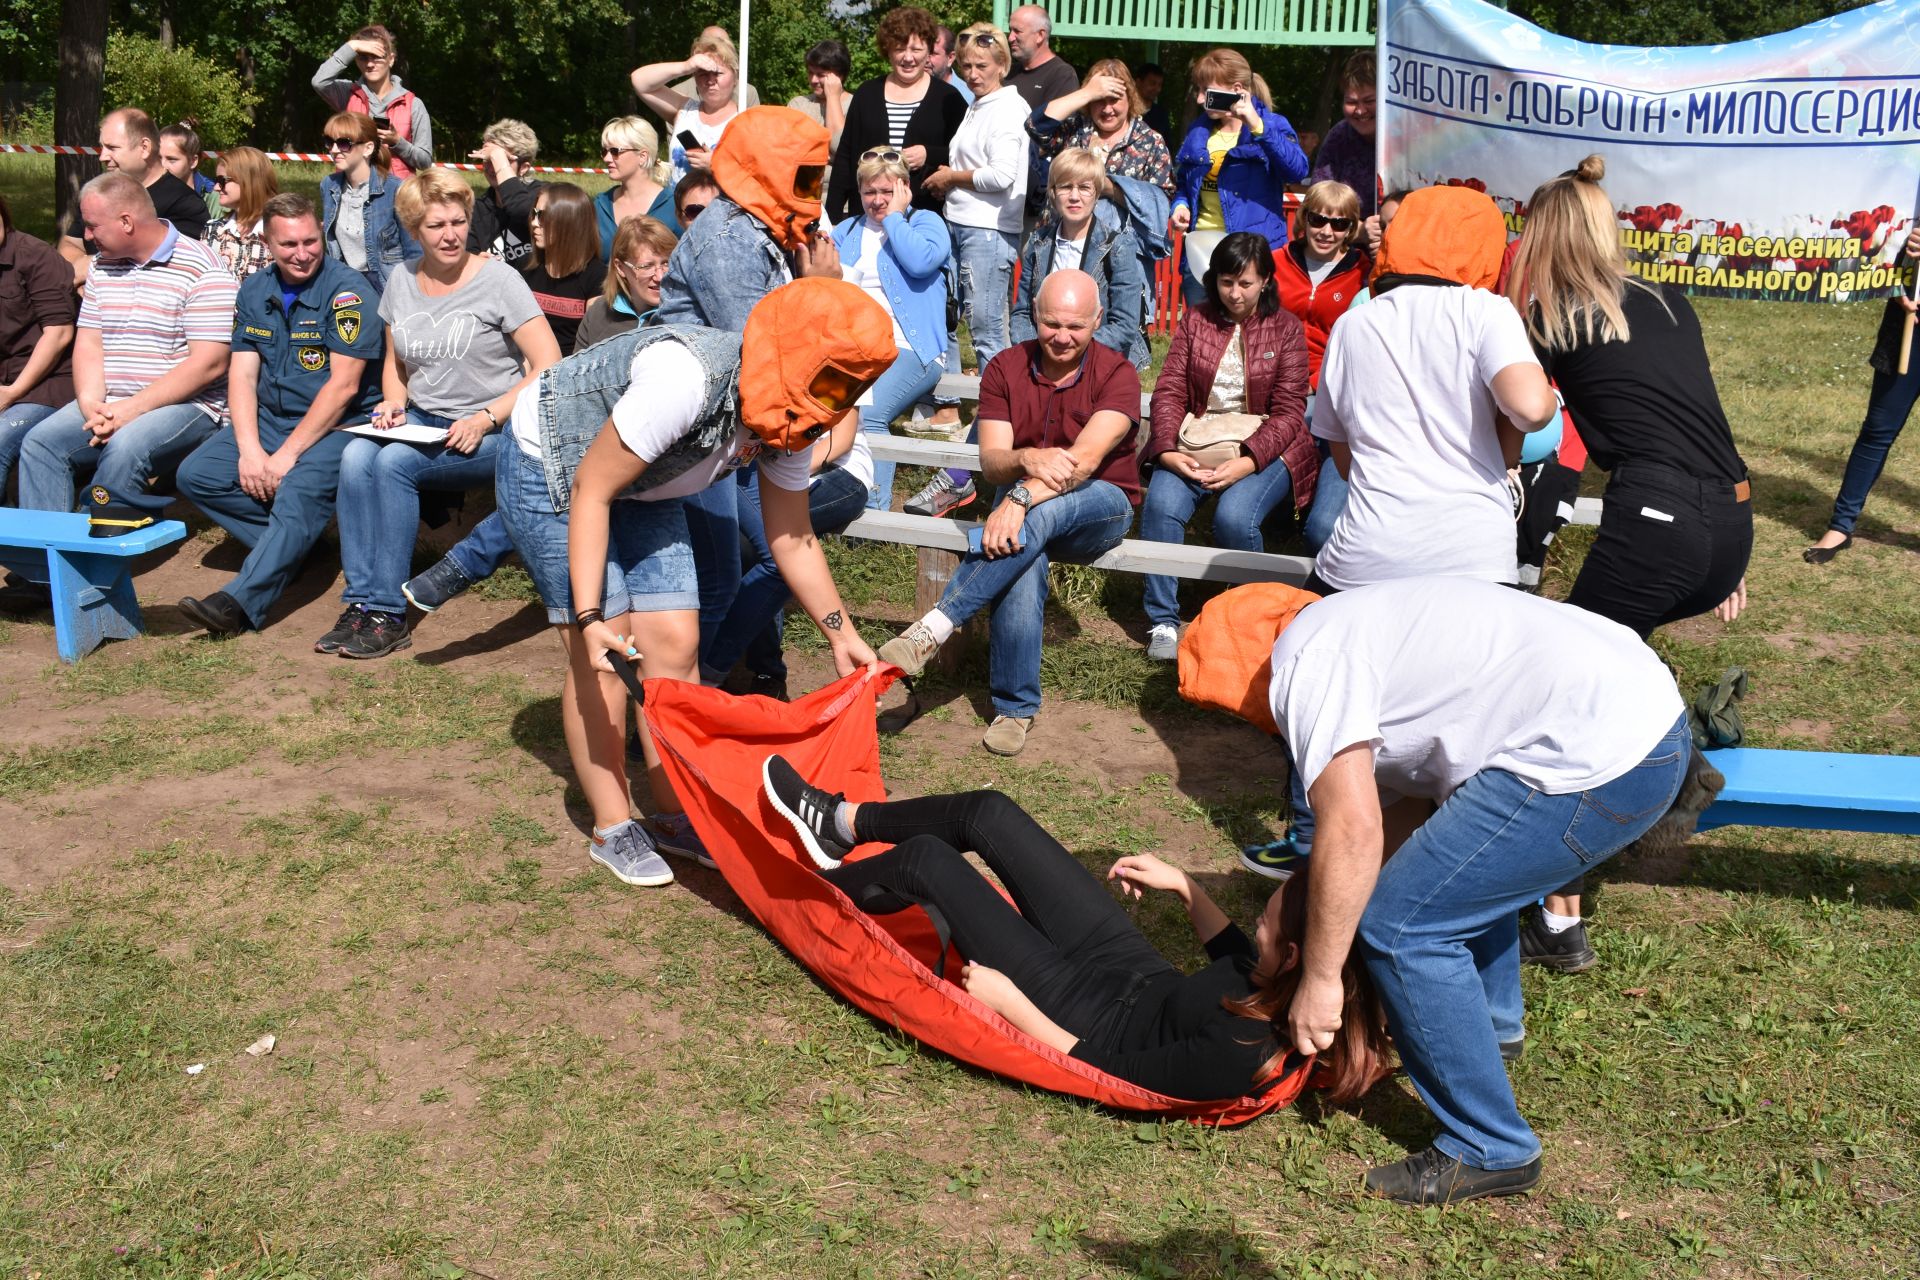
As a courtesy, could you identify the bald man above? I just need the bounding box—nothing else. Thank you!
[59,107,212,288]
[19,172,235,515]
[879,270,1141,756]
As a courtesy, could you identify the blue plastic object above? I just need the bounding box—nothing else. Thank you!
[1698,747,1920,836]
[0,510,187,662]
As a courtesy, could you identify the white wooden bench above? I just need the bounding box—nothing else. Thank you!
[925,372,1604,527]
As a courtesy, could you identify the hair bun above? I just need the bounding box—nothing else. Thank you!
[1575,154,1606,183]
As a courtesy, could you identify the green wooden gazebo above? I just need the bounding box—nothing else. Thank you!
[990,0,1375,48]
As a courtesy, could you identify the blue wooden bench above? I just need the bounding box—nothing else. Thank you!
[1698,747,1920,835]
[0,510,187,662]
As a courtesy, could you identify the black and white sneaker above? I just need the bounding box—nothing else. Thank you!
[762,754,850,870]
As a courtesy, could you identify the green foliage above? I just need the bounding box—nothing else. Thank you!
[104,31,260,147]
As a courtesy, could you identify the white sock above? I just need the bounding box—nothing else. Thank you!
[592,819,632,842]
[1541,908,1581,934]
[919,609,956,645]
[833,801,858,847]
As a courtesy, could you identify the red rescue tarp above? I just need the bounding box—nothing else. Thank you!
[641,668,1310,1124]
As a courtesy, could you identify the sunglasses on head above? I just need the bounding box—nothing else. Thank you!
[957,31,1001,46]
[859,147,904,165]
[1304,211,1355,231]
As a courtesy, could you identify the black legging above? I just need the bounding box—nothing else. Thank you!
[827,790,1177,1043]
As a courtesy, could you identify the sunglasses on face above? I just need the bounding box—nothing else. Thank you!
[325,137,361,152]
[215,174,238,188]
[529,207,545,222]
[1304,211,1355,231]
[680,202,707,221]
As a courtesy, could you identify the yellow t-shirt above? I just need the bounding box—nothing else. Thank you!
[1196,128,1238,231]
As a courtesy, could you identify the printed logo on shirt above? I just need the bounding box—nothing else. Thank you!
[335,310,362,345]
[728,439,764,475]
[243,325,274,339]
[298,347,327,372]
[332,290,362,309]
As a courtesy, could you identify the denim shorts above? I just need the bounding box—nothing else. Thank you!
[494,440,700,624]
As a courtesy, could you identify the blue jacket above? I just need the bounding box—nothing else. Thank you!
[1170,107,1310,248]
[320,169,420,295]
[831,209,952,365]
[593,186,682,263]
[1010,199,1151,368]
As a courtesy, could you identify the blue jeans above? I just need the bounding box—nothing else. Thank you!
[1358,712,1691,1170]
[953,224,1019,369]
[336,412,499,614]
[18,399,217,512]
[864,347,946,511]
[683,473,741,646]
[1300,446,1347,556]
[0,402,58,500]
[937,479,1134,718]
[1828,363,1920,534]
[443,510,517,583]
[175,423,351,626]
[1138,461,1294,628]
[702,464,870,680]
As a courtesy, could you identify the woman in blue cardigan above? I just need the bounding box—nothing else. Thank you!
[1168,48,1309,300]
[832,148,953,510]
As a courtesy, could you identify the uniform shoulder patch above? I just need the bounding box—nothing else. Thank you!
[298,347,327,372]
[334,310,362,345]
[332,291,362,309]
[243,324,274,339]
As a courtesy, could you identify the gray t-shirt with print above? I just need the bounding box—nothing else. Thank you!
[378,257,544,419]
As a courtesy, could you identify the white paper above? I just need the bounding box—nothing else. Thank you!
[342,421,450,445]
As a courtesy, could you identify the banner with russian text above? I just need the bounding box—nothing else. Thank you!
[1380,0,1920,302]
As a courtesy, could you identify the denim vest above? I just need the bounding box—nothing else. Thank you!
[534,325,741,511]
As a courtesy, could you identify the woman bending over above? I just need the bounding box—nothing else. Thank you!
[763,759,1388,1102]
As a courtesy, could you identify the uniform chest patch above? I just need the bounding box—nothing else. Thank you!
[298,347,327,372]
[335,310,361,344]
[290,330,323,342]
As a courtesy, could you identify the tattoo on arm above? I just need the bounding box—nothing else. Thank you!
[822,610,844,631]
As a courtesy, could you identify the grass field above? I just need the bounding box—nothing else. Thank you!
[1,151,1917,1278]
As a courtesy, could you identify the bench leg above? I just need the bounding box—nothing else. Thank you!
[45,548,145,662]
[914,545,970,676]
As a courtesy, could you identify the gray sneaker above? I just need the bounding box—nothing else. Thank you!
[647,811,718,870]
[589,819,674,887]
[1147,624,1180,662]
[903,470,977,518]
[402,554,475,613]
[878,622,943,677]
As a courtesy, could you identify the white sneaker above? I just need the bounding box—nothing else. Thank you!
[589,820,674,887]
[1147,624,1180,662]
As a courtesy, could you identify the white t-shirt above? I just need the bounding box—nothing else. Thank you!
[509,337,811,499]
[842,220,909,349]
[668,103,732,187]
[1269,578,1684,804]
[945,85,1031,233]
[1311,286,1541,589]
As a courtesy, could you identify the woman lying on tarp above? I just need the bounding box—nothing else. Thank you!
[761,755,1388,1102]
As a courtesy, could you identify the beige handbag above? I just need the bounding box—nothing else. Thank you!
[1175,329,1261,470]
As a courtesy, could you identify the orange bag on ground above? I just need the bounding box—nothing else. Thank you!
[638,668,1312,1124]
[1175,583,1321,734]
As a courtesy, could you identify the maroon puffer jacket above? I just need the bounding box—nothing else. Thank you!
[1145,302,1316,509]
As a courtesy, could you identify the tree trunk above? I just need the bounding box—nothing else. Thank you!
[54,0,109,233]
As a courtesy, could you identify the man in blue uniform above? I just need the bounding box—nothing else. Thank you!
[175,192,383,634]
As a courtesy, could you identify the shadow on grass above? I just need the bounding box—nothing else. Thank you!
[1615,835,1920,911]
[1769,444,1920,549]
[1078,1225,1283,1279]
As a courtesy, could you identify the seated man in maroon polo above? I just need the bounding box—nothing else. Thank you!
[878,269,1140,757]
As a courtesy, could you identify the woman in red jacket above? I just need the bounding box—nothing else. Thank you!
[1276,180,1371,557]
[1140,232,1314,660]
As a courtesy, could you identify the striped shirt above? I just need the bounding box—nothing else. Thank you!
[884,99,917,148]
[77,222,237,422]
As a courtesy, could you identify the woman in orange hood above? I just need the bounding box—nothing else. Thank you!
[492,278,896,889]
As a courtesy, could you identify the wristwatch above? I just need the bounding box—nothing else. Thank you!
[1007,484,1033,509]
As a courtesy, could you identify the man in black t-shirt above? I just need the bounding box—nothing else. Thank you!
[58,107,211,289]
[1005,6,1079,222]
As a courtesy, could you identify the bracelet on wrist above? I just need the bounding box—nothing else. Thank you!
[574,608,605,630]
[481,405,499,429]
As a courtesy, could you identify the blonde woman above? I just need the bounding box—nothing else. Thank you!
[576,216,674,349]
[1009,148,1150,366]
[321,168,560,659]
[1505,155,1751,974]
[594,116,679,252]
[1168,48,1309,295]
[203,146,280,281]
[631,30,745,184]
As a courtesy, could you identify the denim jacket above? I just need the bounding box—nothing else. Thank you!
[831,209,951,365]
[1010,199,1151,367]
[533,325,741,511]
[320,169,420,295]
[654,194,793,333]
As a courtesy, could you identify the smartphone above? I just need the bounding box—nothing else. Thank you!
[1203,88,1240,112]
[676,130,703,152]
[370,114,391,131]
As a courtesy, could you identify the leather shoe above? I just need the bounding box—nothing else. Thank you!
[1365,1145,1542,1205]
[1803,534,1852,564]
[179,591,252,637]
